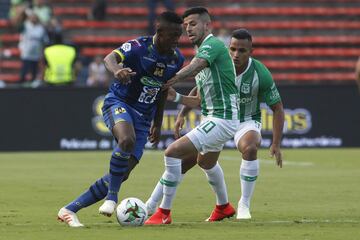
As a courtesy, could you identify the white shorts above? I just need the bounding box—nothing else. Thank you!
[186,116,239,155]
[234,120,262,147]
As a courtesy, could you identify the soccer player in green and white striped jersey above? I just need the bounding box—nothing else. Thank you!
[229,29,284,219]
[146,29,285,221]
[145,7,240,225]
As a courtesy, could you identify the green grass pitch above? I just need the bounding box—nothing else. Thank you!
[1,149,359,240]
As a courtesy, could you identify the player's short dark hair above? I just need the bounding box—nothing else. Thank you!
[231,28,252,42]
[157,11,183,24]
[182,7,210,19]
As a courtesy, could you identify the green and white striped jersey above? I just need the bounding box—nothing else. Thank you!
[195,34,239,120]
[236,58,281,123]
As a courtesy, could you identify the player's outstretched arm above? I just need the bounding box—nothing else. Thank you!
[103,52,136,84]
[270,101,285,168]
[163,58,208,88]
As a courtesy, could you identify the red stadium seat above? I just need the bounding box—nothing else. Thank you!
[0,48,20,57]
[80,47,195,57]
[0,74,19,82]
[54,7,360,17]
[72,35,191,45]
[224,21,360,30]
[54,0,358,2]
[81,47,360,58]
[0,34,20,42]
[72,35,360,46]
[0,19,10,28]
[253,48,360,57]
[273,73,355,81]
[62,20,147,29]
[0,60,21,69]
[253,36,360,45]
[62,20,359,30]
[263,60,355,69]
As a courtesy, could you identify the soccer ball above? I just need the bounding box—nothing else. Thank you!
[116,197,148,226]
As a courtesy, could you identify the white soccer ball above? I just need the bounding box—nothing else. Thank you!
[116,197,148,226]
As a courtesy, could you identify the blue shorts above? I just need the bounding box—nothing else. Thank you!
[102,95,151,161]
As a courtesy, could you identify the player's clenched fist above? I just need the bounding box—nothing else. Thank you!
[114,68,136,85]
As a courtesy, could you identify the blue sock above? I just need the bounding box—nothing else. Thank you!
[107,148,130,203]
[65,174,110,213]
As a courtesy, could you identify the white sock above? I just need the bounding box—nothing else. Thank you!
[159,156,181,210]
[239,159,259,208]
[147,174,184,209]
[203,162,228,205]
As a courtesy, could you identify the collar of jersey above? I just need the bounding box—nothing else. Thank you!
[199,33,214,46]
[237,57,253,78]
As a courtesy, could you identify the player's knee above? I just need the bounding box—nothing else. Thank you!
[243,144,258,160]
[117,136,135,153]
[164,142,181,157]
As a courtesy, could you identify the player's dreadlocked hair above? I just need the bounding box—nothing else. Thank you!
[231,28,253,42]
[156,11,183,24]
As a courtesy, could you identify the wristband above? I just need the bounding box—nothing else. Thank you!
[173,92,182,103]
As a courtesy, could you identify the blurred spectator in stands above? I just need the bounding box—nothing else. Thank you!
[47,17,63,45]
[18,9,48,84]
[217,27,231,46]
[86,55,109,87]
[42,35,80,86]
[88,0,107,21]
[147,0,175,34]
[9,0,30,26]
[355,57,360,93]
[32,0,52,26]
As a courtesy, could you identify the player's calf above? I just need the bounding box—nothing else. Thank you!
[206,203,235,222]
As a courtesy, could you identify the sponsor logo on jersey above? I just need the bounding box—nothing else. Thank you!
[114,151,130,159]
[114,107,126,115]
[201,45,212,49]
[199,49,210,58]
[239,96,253,104]
[156,62,166,68]
[140,76,162,87]
[269,83,280,100]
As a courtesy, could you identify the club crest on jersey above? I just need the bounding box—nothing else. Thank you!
[241,83,251,94]
[114,107,126,115]
[140,76,162,87]
[121,43,131,52]
[154,62,166,77]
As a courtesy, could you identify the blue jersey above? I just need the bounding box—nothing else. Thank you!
[108,36,184,121]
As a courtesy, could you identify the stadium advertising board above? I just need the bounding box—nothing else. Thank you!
[0,84,359,151]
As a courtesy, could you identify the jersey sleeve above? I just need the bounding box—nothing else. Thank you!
[257,62,282,106]
[113,39,141,64]
[195,38,224,66]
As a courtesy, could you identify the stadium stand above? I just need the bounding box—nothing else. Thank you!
[0,0,359,84]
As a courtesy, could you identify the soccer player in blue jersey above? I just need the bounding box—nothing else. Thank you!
[57,11,184,227]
